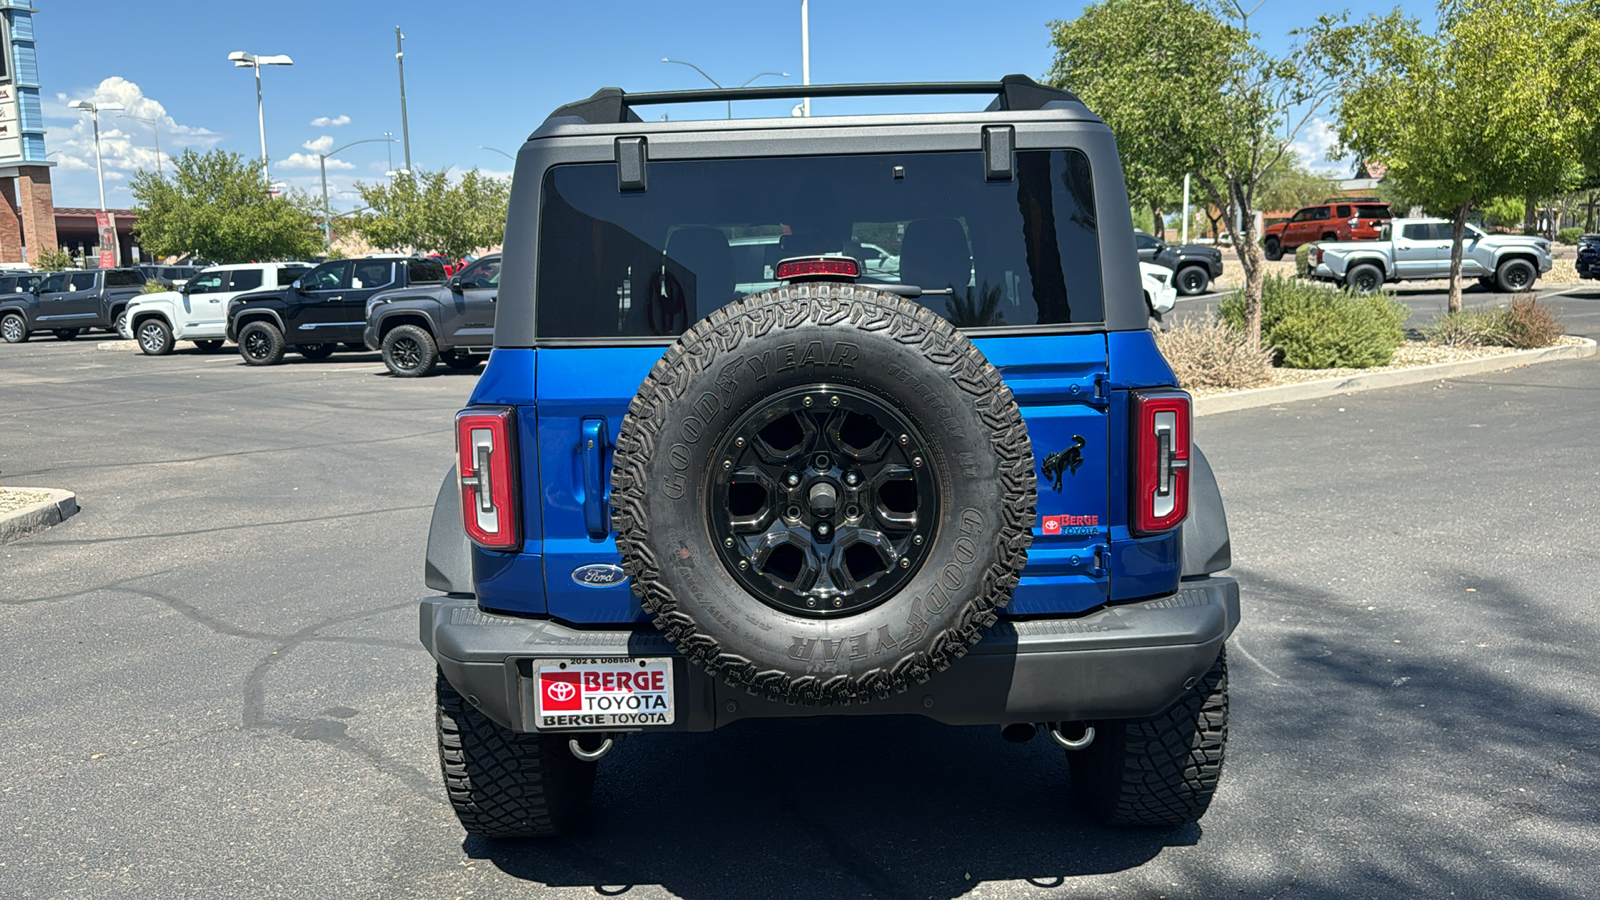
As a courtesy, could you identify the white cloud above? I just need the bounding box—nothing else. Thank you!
[302,134,334,153]
[46,76,220,206]
[279,151,353,171]
[310,114,350,128]
[1288,116,1354,176]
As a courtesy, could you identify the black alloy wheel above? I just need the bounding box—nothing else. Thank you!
[707,384,939,617]
[382,324,438,377]
[238,321,285,365]
[1347,264,1383,294]
[1497,259,1536,293]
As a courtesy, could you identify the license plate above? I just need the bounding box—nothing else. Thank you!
[533,658,674,729]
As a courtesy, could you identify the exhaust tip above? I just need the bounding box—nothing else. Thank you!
[1000,723,1037,743]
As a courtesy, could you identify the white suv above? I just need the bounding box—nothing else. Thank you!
[122,262,313,355]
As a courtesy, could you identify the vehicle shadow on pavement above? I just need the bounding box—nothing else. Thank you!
[463,714,1187,897]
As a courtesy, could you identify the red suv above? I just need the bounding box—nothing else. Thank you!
[1263,201,1391,260]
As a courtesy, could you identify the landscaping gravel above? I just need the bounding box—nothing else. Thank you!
[0,487,51,514]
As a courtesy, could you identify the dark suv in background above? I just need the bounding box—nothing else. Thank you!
[363,253,499,377]
[0,267,146,342]
[1577,233,1599,281]
[226,255,447,365]
[1134,228,1225,295]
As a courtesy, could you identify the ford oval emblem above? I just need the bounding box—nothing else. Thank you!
[571,563,628,589]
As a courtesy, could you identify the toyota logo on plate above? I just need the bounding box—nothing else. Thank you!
[546,681,577,703]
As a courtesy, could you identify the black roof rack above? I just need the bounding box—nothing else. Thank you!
[544,74,1081,126]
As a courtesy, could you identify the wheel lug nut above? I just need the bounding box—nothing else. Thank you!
[735,437,745,448]
[900,558,910,568]
[724,538,734,548]
[807,598,816,608]
[787,473,800,487]
[817,523,830,536]
[845,472,859,485]
[829,396,839,407]
[803,396,813,408]
[899,434,909,444]
[913,535,923,545]
[833,598,843,607]
[913,456,923,467]
[739,560,749,570]
[723,459,732,470]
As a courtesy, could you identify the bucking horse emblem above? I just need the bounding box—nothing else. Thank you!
[1040,435,1087,492]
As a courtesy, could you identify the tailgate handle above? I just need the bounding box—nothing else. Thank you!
[582,418,610,539]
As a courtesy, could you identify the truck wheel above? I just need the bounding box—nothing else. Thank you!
[1175,266,1210,296]
[381,324,439,377]
[1,311,26,343]
[611,284,1036,706]
[436,670,595,837]
[54,329,79,341]
[1070,648,1229,827]
[238,321,286,366]
[1495,258,1537,294]
[296,343,336,360]
[136,318,174,356]
[1345,264,1383,294]
[112,308,128,336]
[1263,237,1283,261]
[194,340,226,353]
[443,351,485,372]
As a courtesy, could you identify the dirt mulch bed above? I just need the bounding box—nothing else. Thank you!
[0,488,52,514]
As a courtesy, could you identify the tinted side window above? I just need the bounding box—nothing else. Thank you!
[301,261,348,291]
[106,270,143,287]
[227,269,263,292]
[407,258,446,284]
[70,272,101,291]
[1358,205,1391,219]
[38,273,69,293]
[460,257,501,289]
[1134,231,1160,250]
[1335,205,1352,218]
[351,260,394,289]
[1401,224,1431,240]
[187,270,227,293]
[279,266,312,284]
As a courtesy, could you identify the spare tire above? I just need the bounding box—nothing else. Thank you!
[611,284,1036,706]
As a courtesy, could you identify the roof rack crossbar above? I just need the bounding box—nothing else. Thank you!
[544,74,1080,126]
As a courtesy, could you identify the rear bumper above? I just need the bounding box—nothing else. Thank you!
[421,575,1241,733]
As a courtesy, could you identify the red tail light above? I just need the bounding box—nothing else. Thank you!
[774,256,860,281]
[1132,390,1191,535]
[456,407,520,550]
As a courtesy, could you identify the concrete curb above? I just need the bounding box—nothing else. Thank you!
[0,488,79,544]
[1196,338,1597,417]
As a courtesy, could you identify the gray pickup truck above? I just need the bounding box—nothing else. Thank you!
[1310,218,1552,293]
[0,267,147,342]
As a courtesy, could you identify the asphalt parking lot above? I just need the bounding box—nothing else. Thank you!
[2,333,1598,899]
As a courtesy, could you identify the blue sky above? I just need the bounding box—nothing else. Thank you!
[39,0,1438,210]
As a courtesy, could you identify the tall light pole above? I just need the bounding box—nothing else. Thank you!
[319,137,396,253]
[801,0,811,116]
[395,27,413,174]
[228,51,294,187]
[479,146,515,161]
[660,59,789,118]
[67,100,123,210]
[118,112,163,179]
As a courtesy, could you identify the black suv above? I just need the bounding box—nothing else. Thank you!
[1578,233,1599,280]
[419,75,1238,838]
[226,256,447,365]
[363,253,500,376]
[1134,229,1225,295]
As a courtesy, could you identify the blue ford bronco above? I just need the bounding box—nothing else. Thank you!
[419,75,1239,837]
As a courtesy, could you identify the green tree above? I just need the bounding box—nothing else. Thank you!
[1257,152,1342,212]
[1332,0,1598,311]
[129,149,323,263]
[346,167,510,259]
[1048,0,1358,350]
[33,247,74,270]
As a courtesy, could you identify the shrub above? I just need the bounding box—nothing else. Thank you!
[1295,243,1314,278]
[140,280,168,294]
[1154,320,1276,390]
[1556,226,1583,245]
[1221,275,1407,368]
[1425,297,1564,349]
[33,247,73,271]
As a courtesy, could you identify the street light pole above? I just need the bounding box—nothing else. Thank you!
[318,137,397,253]
[660,59,789,118]
[395,27,413,174]
[480,146,515,161]
[801,0,811,116]
[67,100,123,211]
[228,51,294,187]
[118,113,163,179]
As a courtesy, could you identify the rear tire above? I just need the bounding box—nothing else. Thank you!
[381,324,439,377]
[1345,263,1383,294]
[136,318,174,356]
[296,343,336,360]
[1263,237,1283,261]
[112,308,128,336]
[1,311,26,343]
[1174,266,1210,296]
[1495,258,1537,294]
[1070,648,1229,827]
[238,321,286,366]
[436,670,596,837]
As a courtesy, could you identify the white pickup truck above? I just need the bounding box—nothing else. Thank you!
[121,261,313,355]
[1309,218,1552,293]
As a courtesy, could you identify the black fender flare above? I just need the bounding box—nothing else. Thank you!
[424,465,474,595]
[375,305,440,342]
[1180,445,1231,576]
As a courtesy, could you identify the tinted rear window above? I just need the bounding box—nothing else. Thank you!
[536,149,1104,339]
[1357,205,1391,219]
[106,269,144,287]
[407,258,446,284]
[228,269,263,292]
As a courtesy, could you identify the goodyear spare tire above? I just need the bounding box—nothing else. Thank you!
[611,284,1035,706]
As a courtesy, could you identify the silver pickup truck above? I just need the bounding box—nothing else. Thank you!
[1310,218,1552,293]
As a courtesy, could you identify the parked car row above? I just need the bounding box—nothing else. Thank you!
[114,253,502,377]
[0,267,149,343]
